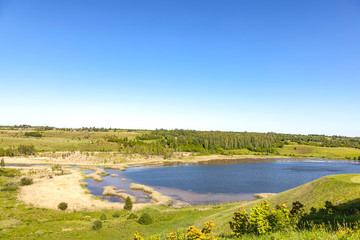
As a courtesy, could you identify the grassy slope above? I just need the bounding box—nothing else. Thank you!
[0,130,144,152]
[199,174,360,234]
[277,144,360,160]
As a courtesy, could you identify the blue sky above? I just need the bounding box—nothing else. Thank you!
[0,0,359,136]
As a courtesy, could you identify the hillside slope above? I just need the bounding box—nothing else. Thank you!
[199,174,360,234]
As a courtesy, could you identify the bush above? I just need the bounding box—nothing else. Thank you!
[186,221,216,239]
[0,168,18,177]
[100,213,107,220]
[24,132,43,138]
[1,181,18,191]
[133,231,144,240]
[127,213,138,220]
[230,200,304,236]
[112,211,121,218]
[1,158,4,167]
[92,220,102,230]
[124,196,133,211]
[20,177,33,186]
[58,202,68,211]
[138,213,153,225]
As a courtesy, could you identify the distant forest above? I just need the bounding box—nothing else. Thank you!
[1,125,360,158]
[108,129,360,158]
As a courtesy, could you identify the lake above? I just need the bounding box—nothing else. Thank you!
[85,159,360,205]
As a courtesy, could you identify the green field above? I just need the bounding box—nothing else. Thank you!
[276,144,360,160]
[1,128,360,161]
[0,129,144,152]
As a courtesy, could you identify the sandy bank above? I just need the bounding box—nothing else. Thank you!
[86,168,110,182]
[130,183,172,206]
[18,167,176,211]
[19,168,124,211]
[102,186,136,202]
[2,152,291,169]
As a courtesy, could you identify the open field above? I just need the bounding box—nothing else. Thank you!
[0,129,145,152]
[277,144,360,160]
[1,128,360,165]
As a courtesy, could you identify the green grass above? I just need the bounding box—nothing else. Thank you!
[276,144,360,160]
[0,129,145,152]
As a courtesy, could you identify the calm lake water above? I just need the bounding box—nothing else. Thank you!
[84,159,360,205]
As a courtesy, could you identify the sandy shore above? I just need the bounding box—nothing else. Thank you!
[19,168,125,211]
[2,152,291,169]
[17,166,182,211]
[8,153,288,211]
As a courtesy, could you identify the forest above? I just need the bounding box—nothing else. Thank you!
[1,125,360,159]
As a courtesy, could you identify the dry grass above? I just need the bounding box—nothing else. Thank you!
[19,168,124,211]
[86,168,109,182]
[130,183,172,206]
[102,186,136,202]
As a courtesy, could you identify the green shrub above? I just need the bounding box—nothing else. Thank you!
[268,203,291,231]
[138,213,153,225]
[229,206,250,235]
[92,220,102,230]
[100,213,107,220]
[127,213,138,220]
[0,168,18,177]
[58,202,68,211]
[1,158,4,167]
[24,132,43,138]
[20,177,33,186]
[230,200,304,236]
[1,181,18,191]
[186,221,216,239]
[133,231,144,240]
[124,196,133,211]
[112,211,121,218]
[249,200,271,234]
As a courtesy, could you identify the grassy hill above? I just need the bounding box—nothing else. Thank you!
[199,174,360,234]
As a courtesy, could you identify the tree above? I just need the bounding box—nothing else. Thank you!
[124,196,133,211]
[58,202,68,211]
[1,158,4,167]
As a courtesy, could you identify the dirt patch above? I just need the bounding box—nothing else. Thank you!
[350,176,360,183]
[254,193,277,199]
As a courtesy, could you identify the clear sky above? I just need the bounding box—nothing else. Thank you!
[0,0,359,136]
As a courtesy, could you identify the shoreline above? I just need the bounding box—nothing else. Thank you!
[10,155,357,211]
[17,166,182,211]
[1,152,301,169]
